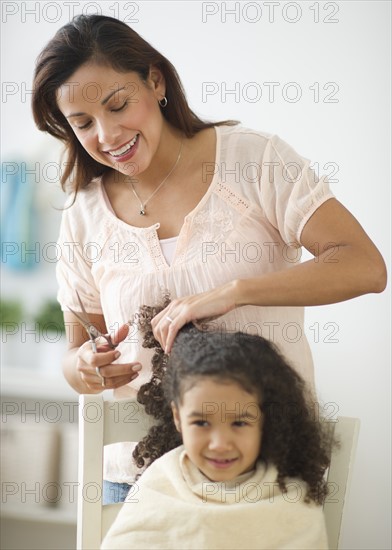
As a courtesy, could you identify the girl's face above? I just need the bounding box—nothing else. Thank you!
[56,62,167,178]
[172,378,263,482]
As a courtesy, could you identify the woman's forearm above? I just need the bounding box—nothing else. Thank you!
[152,200,387,354]
[151,240,386,354]
[235,243,387,308]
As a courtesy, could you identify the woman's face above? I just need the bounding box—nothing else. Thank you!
[56,63,166,178]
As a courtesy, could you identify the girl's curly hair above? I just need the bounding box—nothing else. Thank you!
[132,301,335,504]
[130,296,182,465]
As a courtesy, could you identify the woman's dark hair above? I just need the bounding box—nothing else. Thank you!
[132,301,335,505]
[32,14,237,194]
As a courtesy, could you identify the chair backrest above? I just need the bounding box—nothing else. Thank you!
[323,416,360,550]
[77,394,153,550]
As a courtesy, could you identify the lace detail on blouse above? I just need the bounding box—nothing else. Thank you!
[186,182,250,245]
[214,181,251,213]
[192,207,234,244]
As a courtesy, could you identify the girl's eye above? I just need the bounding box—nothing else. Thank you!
[192,420,208,427]
[233,421,248,427]
[111,100,128,113]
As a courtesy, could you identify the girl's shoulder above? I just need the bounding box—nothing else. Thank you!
[131,447,186,499]
[137,446,184,484]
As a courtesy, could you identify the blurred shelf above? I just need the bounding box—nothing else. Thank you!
[1,504,76,525]
[1,366,78,401]
[1,367,79,533]
[1,511,77,550]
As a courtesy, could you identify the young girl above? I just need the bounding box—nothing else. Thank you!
[101,303,332,549]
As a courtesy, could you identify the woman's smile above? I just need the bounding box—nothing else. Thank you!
[104,133,140,162]
[105,133,139,157]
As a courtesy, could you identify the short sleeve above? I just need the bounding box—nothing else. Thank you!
[259,135,335,246]
[56,206,103,314]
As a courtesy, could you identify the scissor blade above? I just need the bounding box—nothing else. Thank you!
[67,305,91,331]
[75,289,89,318]
[69,292,106,344]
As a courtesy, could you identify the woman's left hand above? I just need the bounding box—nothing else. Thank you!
[151,281,238,354]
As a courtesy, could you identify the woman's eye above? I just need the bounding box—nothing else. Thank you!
[74,121,92,130]
[233,421,248,427]
[111,101,128,112]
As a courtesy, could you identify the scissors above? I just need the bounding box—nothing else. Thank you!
[68,290,117,353]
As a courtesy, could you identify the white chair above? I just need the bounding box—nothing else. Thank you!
[77,394,153,550]
[77,396,360,550]
[323,416,360,550]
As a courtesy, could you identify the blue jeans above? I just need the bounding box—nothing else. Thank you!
[103,480,133,505]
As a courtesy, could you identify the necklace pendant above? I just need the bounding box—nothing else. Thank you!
[131,138,183,217]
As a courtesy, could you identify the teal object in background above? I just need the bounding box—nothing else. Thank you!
[1,162,39,271]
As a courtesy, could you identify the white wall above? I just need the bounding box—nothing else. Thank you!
[1,1,390,549]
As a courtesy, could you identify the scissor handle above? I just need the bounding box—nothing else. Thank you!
[88,328,116,351]
[103,334,117,350]
[87,325,101,340]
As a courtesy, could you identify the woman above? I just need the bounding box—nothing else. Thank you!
[32,14,386,502]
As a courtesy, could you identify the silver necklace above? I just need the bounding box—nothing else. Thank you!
[130,138,184,215]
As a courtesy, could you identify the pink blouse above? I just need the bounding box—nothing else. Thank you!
[56,124,334,482]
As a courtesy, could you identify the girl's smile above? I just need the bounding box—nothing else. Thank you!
[204,457,239,469]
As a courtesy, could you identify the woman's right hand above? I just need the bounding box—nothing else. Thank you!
[76,323,142,392]
[63,311,142,394]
